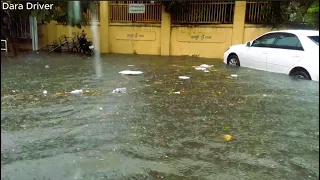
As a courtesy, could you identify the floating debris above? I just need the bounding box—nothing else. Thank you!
[83,90,103,96]
[128,65,135,67]
[200,64,213,68]
[179,76,190,80]
[43,90,48,94]
[70,89,83,95]
[220,134,232,142]
[231,74,238,78]
[55,92,66,97]
[119,70,143,75]
[204,70,210,73]
[45,65,50,68]
[174,90,185,94]
[195,67,207,71]
[112,88,127,93]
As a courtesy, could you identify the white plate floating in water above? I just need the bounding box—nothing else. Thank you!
[179,76,190,80]
[119,70,143,75]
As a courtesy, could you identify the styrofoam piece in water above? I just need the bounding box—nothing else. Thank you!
[231,74,238,77]
[119,70,143,75]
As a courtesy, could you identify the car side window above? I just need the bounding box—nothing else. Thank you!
[273,33,304,51]
[251,33,280,48]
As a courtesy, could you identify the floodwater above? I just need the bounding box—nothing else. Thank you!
[1,53,319,180]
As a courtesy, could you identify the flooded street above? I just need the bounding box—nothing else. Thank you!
[1,53,319,180]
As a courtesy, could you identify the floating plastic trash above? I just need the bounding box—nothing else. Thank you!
[179,76,190,80]
[45,65,49,68]
[204,70,209,73]
[200,64,213,68]
[70,89,83,94]
[119,70,143,75]
[231,74,238,77]
[174,90,185,94]
[112,88,127,93]
[128,65,135,67]
[43,90,48,94]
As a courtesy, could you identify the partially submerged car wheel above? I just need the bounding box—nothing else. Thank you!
[227,54,240,67]
[290,70,311,80]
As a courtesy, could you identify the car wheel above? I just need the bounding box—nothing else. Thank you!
[290,70,311,80]
[227,54,240,67]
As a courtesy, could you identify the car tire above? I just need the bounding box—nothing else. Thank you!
[227,54,240,67]
[290,70,311,80]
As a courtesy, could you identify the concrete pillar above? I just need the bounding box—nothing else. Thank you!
[160,6,171,56]
[231,1,246,45]
[100,1,109,53]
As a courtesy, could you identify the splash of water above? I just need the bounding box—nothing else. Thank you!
[91,16,103,79]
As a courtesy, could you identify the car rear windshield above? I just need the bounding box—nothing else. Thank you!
[308,36,319,45]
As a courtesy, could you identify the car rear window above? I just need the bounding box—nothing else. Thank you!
[308,36,319,45]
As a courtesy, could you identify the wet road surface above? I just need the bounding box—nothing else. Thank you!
[1,53,319,180]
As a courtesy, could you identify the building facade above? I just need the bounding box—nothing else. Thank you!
[38,1,283,58]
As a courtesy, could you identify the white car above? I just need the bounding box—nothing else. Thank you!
[223,30,319,81]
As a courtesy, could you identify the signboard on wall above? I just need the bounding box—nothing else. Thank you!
[128,4,145,13]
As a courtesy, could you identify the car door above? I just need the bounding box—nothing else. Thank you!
[242,33,280,71]
[266,33,305,74]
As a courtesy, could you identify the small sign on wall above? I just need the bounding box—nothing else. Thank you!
[128,4,145,14]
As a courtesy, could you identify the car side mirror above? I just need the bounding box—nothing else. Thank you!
[246,42,251,47]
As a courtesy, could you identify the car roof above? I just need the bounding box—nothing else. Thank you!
[269,30,319,36]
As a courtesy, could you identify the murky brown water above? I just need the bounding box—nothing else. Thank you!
[1,53,319,180]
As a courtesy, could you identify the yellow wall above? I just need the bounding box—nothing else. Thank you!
[38,24,48,48]
[36,1,287,59]
[170,25,233,58]
[109,24,161,55]
[243,25,284,43]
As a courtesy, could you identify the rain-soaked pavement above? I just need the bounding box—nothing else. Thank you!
[1,53,319,180]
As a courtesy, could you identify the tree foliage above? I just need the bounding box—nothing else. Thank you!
[1,1,98,27]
